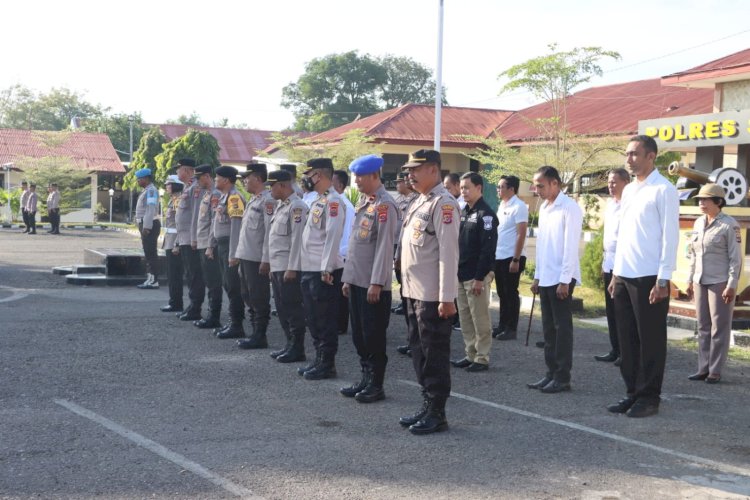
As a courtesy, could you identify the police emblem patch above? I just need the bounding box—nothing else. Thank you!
[292,207,303,223]
[359,229,369,239]
[367,205,375,214]
[377,204,388,223]
[483,215,493,230]
[210,195,219,207]
[227,194,244,218]
[329,201,339,217]
[441,204,454,224]
[265,202,275,216]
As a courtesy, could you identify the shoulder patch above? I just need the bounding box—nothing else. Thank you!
[441,204,455,224]
[227,194,244,218]
[193,188,201,198]
[265,201,275,216]
[329,201,339,217]
[483,215,494,230]
[377,203,389,223]
[292,207,304,223]
[210,195,219,207]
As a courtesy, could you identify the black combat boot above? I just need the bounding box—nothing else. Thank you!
[355,358,386,403]
[399,391,431,427]
[179,306,202,322]
[297,350,321,376]
[277,332,306,363]
[216,322,245,339]
[194,311,222,329]
[340,363,369,398]
[236,324,269,349]
[409,396,448,435]
[303,353,336,380]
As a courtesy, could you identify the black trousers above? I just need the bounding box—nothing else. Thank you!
[539,280,576,384]
[406,298,451,401]
[603,271,620,357]
[271,271,306,340]
[217,238,244,323]
[349,285,392,386]
[394,255,409,332]
[21,209,29,229]
[240,260,271,330]
[48,208,60,233]
[613,275,668,403]
[166,249,183,309]
[301,269,342,359]
[27,211,36,233]
[200,249,223,318]
[494,256,526,332]
[139,220,160,279]
[180,244,205,314]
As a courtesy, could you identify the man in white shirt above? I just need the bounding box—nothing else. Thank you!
[607,135,679,418]
[528,166,582,394]
[443,172,465,332]
[595,168,629,365]
[333,169,356,336]
[493,175,528,341]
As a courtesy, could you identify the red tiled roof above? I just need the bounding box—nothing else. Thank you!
[662,48,750,87]
[496,78,713,143]
[155,124,279,164]
[0,129,124,173]
[306,103,516,148]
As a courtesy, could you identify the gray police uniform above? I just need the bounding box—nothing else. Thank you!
[299,189,346,370]
[196,187,223,324]
[176,178,205,316]
[135,182,161,280]
[20,188,30,231]
[211,187,246,328]
[266,193,308,359]
[401,182,460,405]
[342,185,398,389]
[235,189,276,337]
[163,194,183,309]
[46,190,61,233]
[25,190,38,233]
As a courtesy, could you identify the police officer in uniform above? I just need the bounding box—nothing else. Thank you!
[296,158,347,380]
[209,166,246,339]
[175,158,205,321]
[394,171,418,355]
[134,168,161,290]
[25,184,38,234]
[398,150,460,435]
[46,183,61,234]
[280,164,304,198]
[193,164,224,329]
[235,164,275,349]
[264,169,309,363]
[20,181,30,232]
[340,155,398,403]
[161,175,184,312]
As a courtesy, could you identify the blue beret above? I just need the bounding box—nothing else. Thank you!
[349,154,383,175]
[135,168,152,179]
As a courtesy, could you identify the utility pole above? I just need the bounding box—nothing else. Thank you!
[128,115,134,223]
[434,0,444,152]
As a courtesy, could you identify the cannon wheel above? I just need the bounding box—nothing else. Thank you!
[711,168,747,205]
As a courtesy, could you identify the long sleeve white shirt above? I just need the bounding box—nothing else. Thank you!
[613,169,679,280]
[338,194,355,259]
[601,198,621,273]
[534,192,582,287]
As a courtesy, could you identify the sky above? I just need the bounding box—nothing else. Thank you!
[4,0,750,131]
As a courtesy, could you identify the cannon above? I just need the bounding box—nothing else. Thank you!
[668,161,748,205]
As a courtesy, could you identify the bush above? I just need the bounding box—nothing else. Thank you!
[581,229,604,290]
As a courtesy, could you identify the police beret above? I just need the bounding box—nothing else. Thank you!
[403,149,441,168]
[135,168,152,179]
[177,158,196,168]
[303,157,334,174]
[215,165,238,179]
[280,164,297,176]
[349,154,383,175]
[195,164,213,176]
[165,174,184,185]
[242,163,267,176]
[264,170,292,185]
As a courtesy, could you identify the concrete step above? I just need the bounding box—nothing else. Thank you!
[65,274,166,287]
[52,266,73,275]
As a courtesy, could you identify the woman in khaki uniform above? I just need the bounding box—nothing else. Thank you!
[687,183,742,384]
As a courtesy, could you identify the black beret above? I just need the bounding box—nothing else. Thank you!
[245,163,267,175]
[177,158,196,168]
[403,149,441,168]
[264,170,292,185]
[215,165,238,179]
[195,164,213,176]
[280,164,297,175]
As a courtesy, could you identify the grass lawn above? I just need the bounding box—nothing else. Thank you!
[671,337,750,363]
[519,274,606,318]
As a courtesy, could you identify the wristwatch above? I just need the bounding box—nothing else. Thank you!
[657,279,668,288]
[511,258,519,263]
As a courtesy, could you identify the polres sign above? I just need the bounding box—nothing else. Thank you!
[639,110,750,149]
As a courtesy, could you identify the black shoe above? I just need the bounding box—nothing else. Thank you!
[450,358,472,369]
[409,410,448,435]
[270,347,287,359]
[297,357,319,376]
[236,336,268,349]
[355,385,385,403]
[491,326,503,338]
[194,318,222,329]
[399,396,431,427]
[688,372,709,381]
[340,374,369,398]
[626,401,659,418]
[213,324,230,336]
[391,304,404,315]
[496,330,517,341]
[594,352,618,362]
[613,357,622,367]
[466,362,488,372]
[28,231,36,235]
[137,281,159,290]
[535,341,545,348]
[396,345,411,356]
[160,305,182,313]
[179,311,202,321]
[705,375,721,384]
[276,349,306,363]
[527,376,552,389]
[607,397,636,414]
[216,324,245,339]
[540,380,571,393]
[304,363,336,380]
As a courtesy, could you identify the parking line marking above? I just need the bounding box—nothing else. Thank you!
[54,399,263,499]
[397,380,750,479]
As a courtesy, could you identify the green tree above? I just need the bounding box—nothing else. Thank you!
[122,127,168,190]
[377,55,446,109]
[268,129,382,171]
[580,230,605,290]
[166,112,209,127]
[81,113,145,161]
[153,129,220,185]
[0,84,105,131]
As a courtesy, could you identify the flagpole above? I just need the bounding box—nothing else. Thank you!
[434,0,444,152]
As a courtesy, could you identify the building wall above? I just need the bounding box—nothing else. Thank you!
[721,81,750,112]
